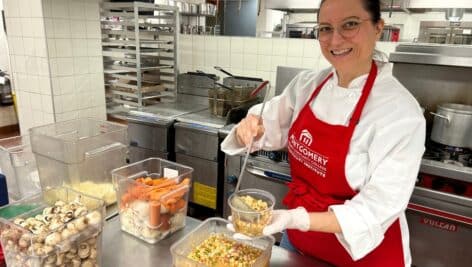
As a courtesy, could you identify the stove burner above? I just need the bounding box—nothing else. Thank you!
[424,141,472,167]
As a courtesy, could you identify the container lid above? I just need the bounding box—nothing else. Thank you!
[438,103,472,115]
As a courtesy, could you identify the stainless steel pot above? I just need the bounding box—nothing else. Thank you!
[430,103,472,148]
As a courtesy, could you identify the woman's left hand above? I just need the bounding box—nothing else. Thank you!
[227,207,311,238]
[262,207,311,235]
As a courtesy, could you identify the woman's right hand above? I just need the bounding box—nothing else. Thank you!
[236,114,265,147]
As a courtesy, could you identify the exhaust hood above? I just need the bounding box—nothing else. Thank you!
[445,8,465,21]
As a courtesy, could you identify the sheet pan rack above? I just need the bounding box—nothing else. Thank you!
[101,1,179,107]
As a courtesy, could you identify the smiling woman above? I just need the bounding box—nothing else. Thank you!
[317,0,385,87]
[222,0,426,266]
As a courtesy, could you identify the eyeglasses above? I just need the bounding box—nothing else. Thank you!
[316,18,372,43]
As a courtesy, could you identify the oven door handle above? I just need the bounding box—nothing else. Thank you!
[246,164,291,183]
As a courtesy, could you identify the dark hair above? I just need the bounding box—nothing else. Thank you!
[317,0,381,23]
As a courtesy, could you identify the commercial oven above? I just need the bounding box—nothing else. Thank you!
[390,43,472,267]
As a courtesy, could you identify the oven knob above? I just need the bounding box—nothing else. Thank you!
[227,175,238,185]
[268,151,281,161]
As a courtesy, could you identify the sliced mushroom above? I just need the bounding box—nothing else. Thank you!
[45,232,62,246]
[71,258,82,267]
[86,237,96,246]
[89,248,97,260]
[78,242,91,259]
[80,259,95,267]
[85,211,101,226]
[74,217,87,231]
[56,253,65,265]
[74,207,88,218]
[65,251,76,259]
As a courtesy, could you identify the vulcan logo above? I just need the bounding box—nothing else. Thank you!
[420,217,458,232]
[299,129,313,146]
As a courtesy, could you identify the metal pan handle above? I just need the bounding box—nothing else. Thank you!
[214,66,234,77]
[430,112,450,123]
[250,80,269,97]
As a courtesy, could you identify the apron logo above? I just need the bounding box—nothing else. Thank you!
[300,129,313,146]
[289,134,328,178]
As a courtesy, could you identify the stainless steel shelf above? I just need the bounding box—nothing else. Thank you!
[105,64,173,72]
[101,29,174,37]
[101,2,178,12]
[389,43,472,68]
[180,12,216,17]
[420,159,472,183]
[389,52,472,68]
[101,20,177,28]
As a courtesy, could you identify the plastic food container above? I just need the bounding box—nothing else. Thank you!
[0,187,105,267]
[29,118,128,206]
[228,189,275,237]
[0,136,40,201]
[171,217,274,267]
[112,158,193,244]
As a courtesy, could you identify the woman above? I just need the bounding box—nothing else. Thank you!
[221,0,425,266]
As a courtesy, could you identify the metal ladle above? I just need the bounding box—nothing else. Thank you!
[234,80,270,193]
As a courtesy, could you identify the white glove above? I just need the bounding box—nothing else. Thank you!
[226,207,310,239]
[262,207,311,235]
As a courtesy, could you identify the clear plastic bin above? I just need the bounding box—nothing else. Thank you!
[0,136,40,201]
[0,187,105,267]
[170,217,275,267]
[29,118,128,206]
[112,158,193,244]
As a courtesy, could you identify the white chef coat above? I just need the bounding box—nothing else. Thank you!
[221,61,426,265]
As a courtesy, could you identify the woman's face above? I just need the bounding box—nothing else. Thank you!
[318,0,384,73]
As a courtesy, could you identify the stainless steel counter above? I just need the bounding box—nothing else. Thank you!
[107,101,208,122]
[102,216,333,266]
[176,109,228,129]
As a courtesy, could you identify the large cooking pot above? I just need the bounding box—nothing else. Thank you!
[430,103,472,148]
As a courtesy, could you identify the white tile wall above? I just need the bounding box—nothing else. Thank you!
[179,35,400,89]
[43,0,105,123]
[3,0,105,133]
[4,0,53,133]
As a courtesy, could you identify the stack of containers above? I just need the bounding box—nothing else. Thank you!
[29,118,128,208]
[112,158,193,244]
[0,136,41,201]
[0,187,105,267]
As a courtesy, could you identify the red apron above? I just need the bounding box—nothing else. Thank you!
[283,62,405,267]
